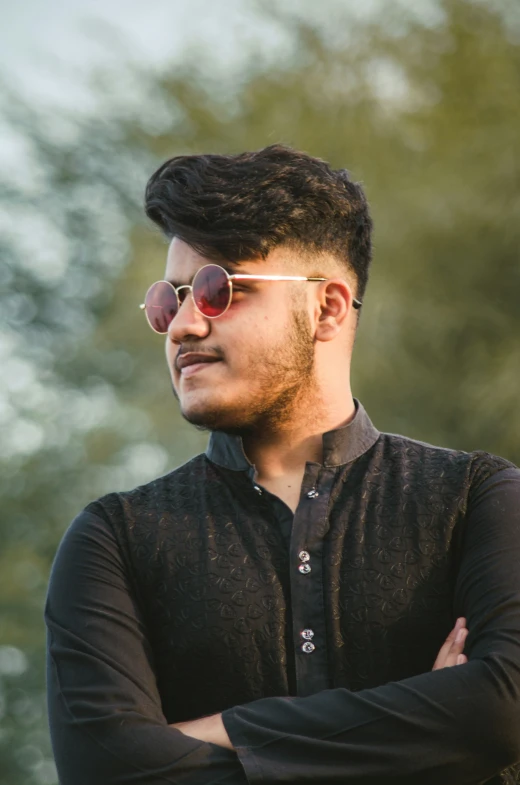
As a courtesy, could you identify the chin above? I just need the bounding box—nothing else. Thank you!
[179,395,230,431]
[179,396,252,433]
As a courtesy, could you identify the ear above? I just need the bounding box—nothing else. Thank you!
[313,278,357,343]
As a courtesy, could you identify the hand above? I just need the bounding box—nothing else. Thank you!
[432,616,469,670]
[169,713,234,750]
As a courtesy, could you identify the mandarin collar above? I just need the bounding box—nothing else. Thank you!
[205,399,380,472]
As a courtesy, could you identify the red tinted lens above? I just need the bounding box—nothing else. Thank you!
[193,265,231,317]
[144,281,178,333]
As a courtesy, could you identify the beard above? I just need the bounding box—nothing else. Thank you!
[173,304,317,436]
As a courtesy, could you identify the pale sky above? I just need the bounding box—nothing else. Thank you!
[1,0,271,106]
[3,1,512,116]
[0,0,410,108]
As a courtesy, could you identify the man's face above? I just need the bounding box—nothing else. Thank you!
[163,238,317,434]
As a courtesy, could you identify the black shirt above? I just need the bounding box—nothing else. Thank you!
[45,401,520,784]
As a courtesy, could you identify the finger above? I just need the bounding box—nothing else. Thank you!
[432,624,461,670]
[445,617,466,646]
[457,654,468,665]
[443,626,468,668]
[432,618,466,670]
[432,620,467,670]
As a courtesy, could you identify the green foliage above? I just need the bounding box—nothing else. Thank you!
[0,1,519,781]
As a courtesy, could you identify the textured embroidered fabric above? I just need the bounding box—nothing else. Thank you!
[45,402,520,784]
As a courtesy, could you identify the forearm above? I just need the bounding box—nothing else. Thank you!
[170,617,467,758]
[50,717,241,785]
[47,626,246,785]
[221,658,520,784]
[170,714,235,751]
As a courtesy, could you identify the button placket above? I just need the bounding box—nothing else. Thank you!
[289,465,335,695]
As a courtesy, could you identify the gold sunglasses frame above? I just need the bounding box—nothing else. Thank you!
[140,263,362,333]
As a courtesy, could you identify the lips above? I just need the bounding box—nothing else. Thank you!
[176,353,221,371]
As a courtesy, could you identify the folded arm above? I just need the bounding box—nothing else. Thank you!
[45,510,247,785]
[172,615,469,749]
[214,467,520,784]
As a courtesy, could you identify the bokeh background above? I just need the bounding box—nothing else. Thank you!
[1,0,519,782]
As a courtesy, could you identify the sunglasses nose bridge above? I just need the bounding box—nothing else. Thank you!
[166,284,209,337]
[175,284,192,304]
[175,285,204,320]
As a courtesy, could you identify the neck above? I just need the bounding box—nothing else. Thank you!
[242,389,356,482]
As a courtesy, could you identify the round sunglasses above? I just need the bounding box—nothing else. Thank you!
[140,263,362,334]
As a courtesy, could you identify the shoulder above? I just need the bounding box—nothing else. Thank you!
[51,453,216,591]
[83,451,212,526]
[377,431,516,487]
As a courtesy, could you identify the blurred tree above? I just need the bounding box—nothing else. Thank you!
[0,0,518,782]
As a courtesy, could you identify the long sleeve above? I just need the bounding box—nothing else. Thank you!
[45,510,247,785]
[222,467,520,784]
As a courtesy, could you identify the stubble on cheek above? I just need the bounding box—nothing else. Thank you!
[218,305,316,432]
[249,310,316,427]
[165,303,316,433]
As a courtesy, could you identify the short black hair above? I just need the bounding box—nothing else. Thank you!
[144,144,373,300]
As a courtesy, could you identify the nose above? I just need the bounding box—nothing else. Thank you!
[167,289,210,344]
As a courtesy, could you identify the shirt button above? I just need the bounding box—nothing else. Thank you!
[301,629,315,640]
[307,489,319,498]
[253,485,263,495]
[301,641,316,654]
[298,550,310,562]
[298,563,312,574]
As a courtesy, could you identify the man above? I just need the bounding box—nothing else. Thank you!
[45,145,520,784]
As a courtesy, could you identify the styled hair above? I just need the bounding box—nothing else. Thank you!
[144,144,373,300]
